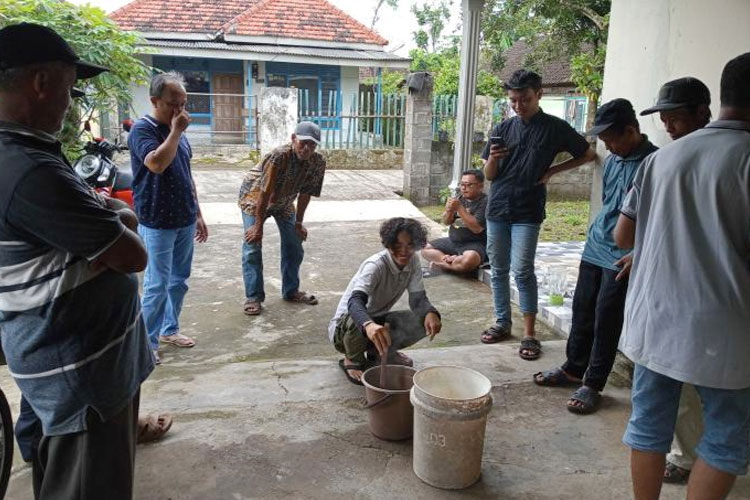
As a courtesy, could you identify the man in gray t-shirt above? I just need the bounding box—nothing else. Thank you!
[329,218,442,385]
[615,53,750,499]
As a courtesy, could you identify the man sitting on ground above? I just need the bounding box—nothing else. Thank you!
[533,99,657,415]
[421,169,488,274]
[329,218,442,385]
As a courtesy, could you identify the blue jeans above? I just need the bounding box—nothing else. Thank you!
[242,212,304,302]
[486,219,540,326]
[623,364,750,476]
[138,223,196,350]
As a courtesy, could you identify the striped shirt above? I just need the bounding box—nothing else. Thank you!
[0,121,154,435]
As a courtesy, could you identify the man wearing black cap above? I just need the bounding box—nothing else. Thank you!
[238,121,326,315]
[615,77,712,485]
[0,23,154,499]
[533,99,657,414]
[480,69,597,359]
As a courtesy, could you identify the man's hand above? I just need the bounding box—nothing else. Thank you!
[445,197,460,213]
[488,144,510,161]
[365,322,392,356]
[295,222,308,241]
[614,253,633,281]
[424,312,442,341]
[244,224,263,244]
[195,215,208,243]
[171,108,190,133]
[538,166,559,185]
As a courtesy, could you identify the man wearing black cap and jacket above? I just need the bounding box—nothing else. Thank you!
[534,99,657,415]
[0,23,153,499]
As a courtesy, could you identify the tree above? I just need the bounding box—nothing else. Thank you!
[411,0,452,53]
[0,0,151,157]
[482,0,611,128]
[370,0,399,29]
[410,45,504,98]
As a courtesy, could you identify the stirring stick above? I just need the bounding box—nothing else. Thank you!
[379,323,390,389]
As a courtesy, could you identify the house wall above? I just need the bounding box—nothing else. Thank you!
[593,0,750,214]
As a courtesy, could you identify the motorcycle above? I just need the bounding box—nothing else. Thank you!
[73,121,134,208]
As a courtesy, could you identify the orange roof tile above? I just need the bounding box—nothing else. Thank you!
[110,0,387,45]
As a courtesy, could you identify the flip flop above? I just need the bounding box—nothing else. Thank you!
[284,291,318,305]
[519,336,541,360]
[243,299,262,316]
[159,333,196,348]
[338,359,364,386]
[137,413,173,444]
[567,386,601,414]
[481,323,512,344]
[533,367,581,387]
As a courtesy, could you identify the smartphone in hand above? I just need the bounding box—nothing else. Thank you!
[490,136,506,148]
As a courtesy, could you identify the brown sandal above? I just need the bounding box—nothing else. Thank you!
[284,290,318,305]
[243,299,262,316]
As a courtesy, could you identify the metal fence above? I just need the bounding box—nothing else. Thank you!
[298,89,406,150]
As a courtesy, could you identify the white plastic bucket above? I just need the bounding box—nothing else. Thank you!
[410,365,493,489]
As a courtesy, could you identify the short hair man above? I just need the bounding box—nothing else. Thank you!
[636,76,712,485]
[0,23,154,498]
[329,218,442,384]
[480,69,597,356]
[615,53,750,500]
[421,169,488,274]
[238,121,326,315]
[128,72,209,361]
[533,99,657,415]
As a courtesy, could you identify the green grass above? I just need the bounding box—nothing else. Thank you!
[418,200,590,242]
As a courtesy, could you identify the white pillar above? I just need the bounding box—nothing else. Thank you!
[451,0,485,191]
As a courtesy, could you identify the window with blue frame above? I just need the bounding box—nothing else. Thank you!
[265,62,341,129]
[183,70,211,125]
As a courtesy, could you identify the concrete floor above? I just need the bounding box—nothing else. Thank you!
[2,170,748,499]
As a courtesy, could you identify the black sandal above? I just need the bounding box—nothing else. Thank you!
[567,386,601,414]
[663,461,691,484]
[481,323,511,344]
[533,367,581,387]
[338,359,364,386]
[519,336,541,360]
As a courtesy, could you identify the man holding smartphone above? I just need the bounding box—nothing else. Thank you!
[480,69,596,360]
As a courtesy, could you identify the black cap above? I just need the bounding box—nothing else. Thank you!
[640,77,711,115]
[0,23,108,79]
[586,98,637,136]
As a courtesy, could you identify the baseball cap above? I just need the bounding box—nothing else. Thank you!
[640,77,711,115]
[0,23,109,79]
[294,121,321,145]
[586,98,638,136]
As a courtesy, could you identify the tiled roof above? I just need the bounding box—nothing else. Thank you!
[110,0,388,46]
[222,0,387,45]
[110,0,260,33]
[497,39,578,87]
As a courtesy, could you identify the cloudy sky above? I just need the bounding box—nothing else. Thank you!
[68,0,463,56]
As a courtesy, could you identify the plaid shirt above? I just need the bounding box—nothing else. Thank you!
[238,144,326,219]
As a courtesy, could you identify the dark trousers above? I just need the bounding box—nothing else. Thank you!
[333,310,426,366]
[32,390,140,500]
[562,260,629,392]
[16,395,42,463]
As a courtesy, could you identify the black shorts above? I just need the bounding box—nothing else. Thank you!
[429,237,487,263]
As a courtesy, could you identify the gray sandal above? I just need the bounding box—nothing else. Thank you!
[519,336,541,360]
[567,386,601,414]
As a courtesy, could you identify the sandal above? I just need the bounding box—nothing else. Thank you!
[243,299,262,316]
[481,323,511,344]
[338,359,364,386]
[137,413,173,444]
[533,367,581,387]
[519,336,541,360]
[567,386,601,414]
[159,333,196,348]
[284,290,318,305]
[663,461,691,484]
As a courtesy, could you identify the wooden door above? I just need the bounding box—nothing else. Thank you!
[212,73,245,144]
